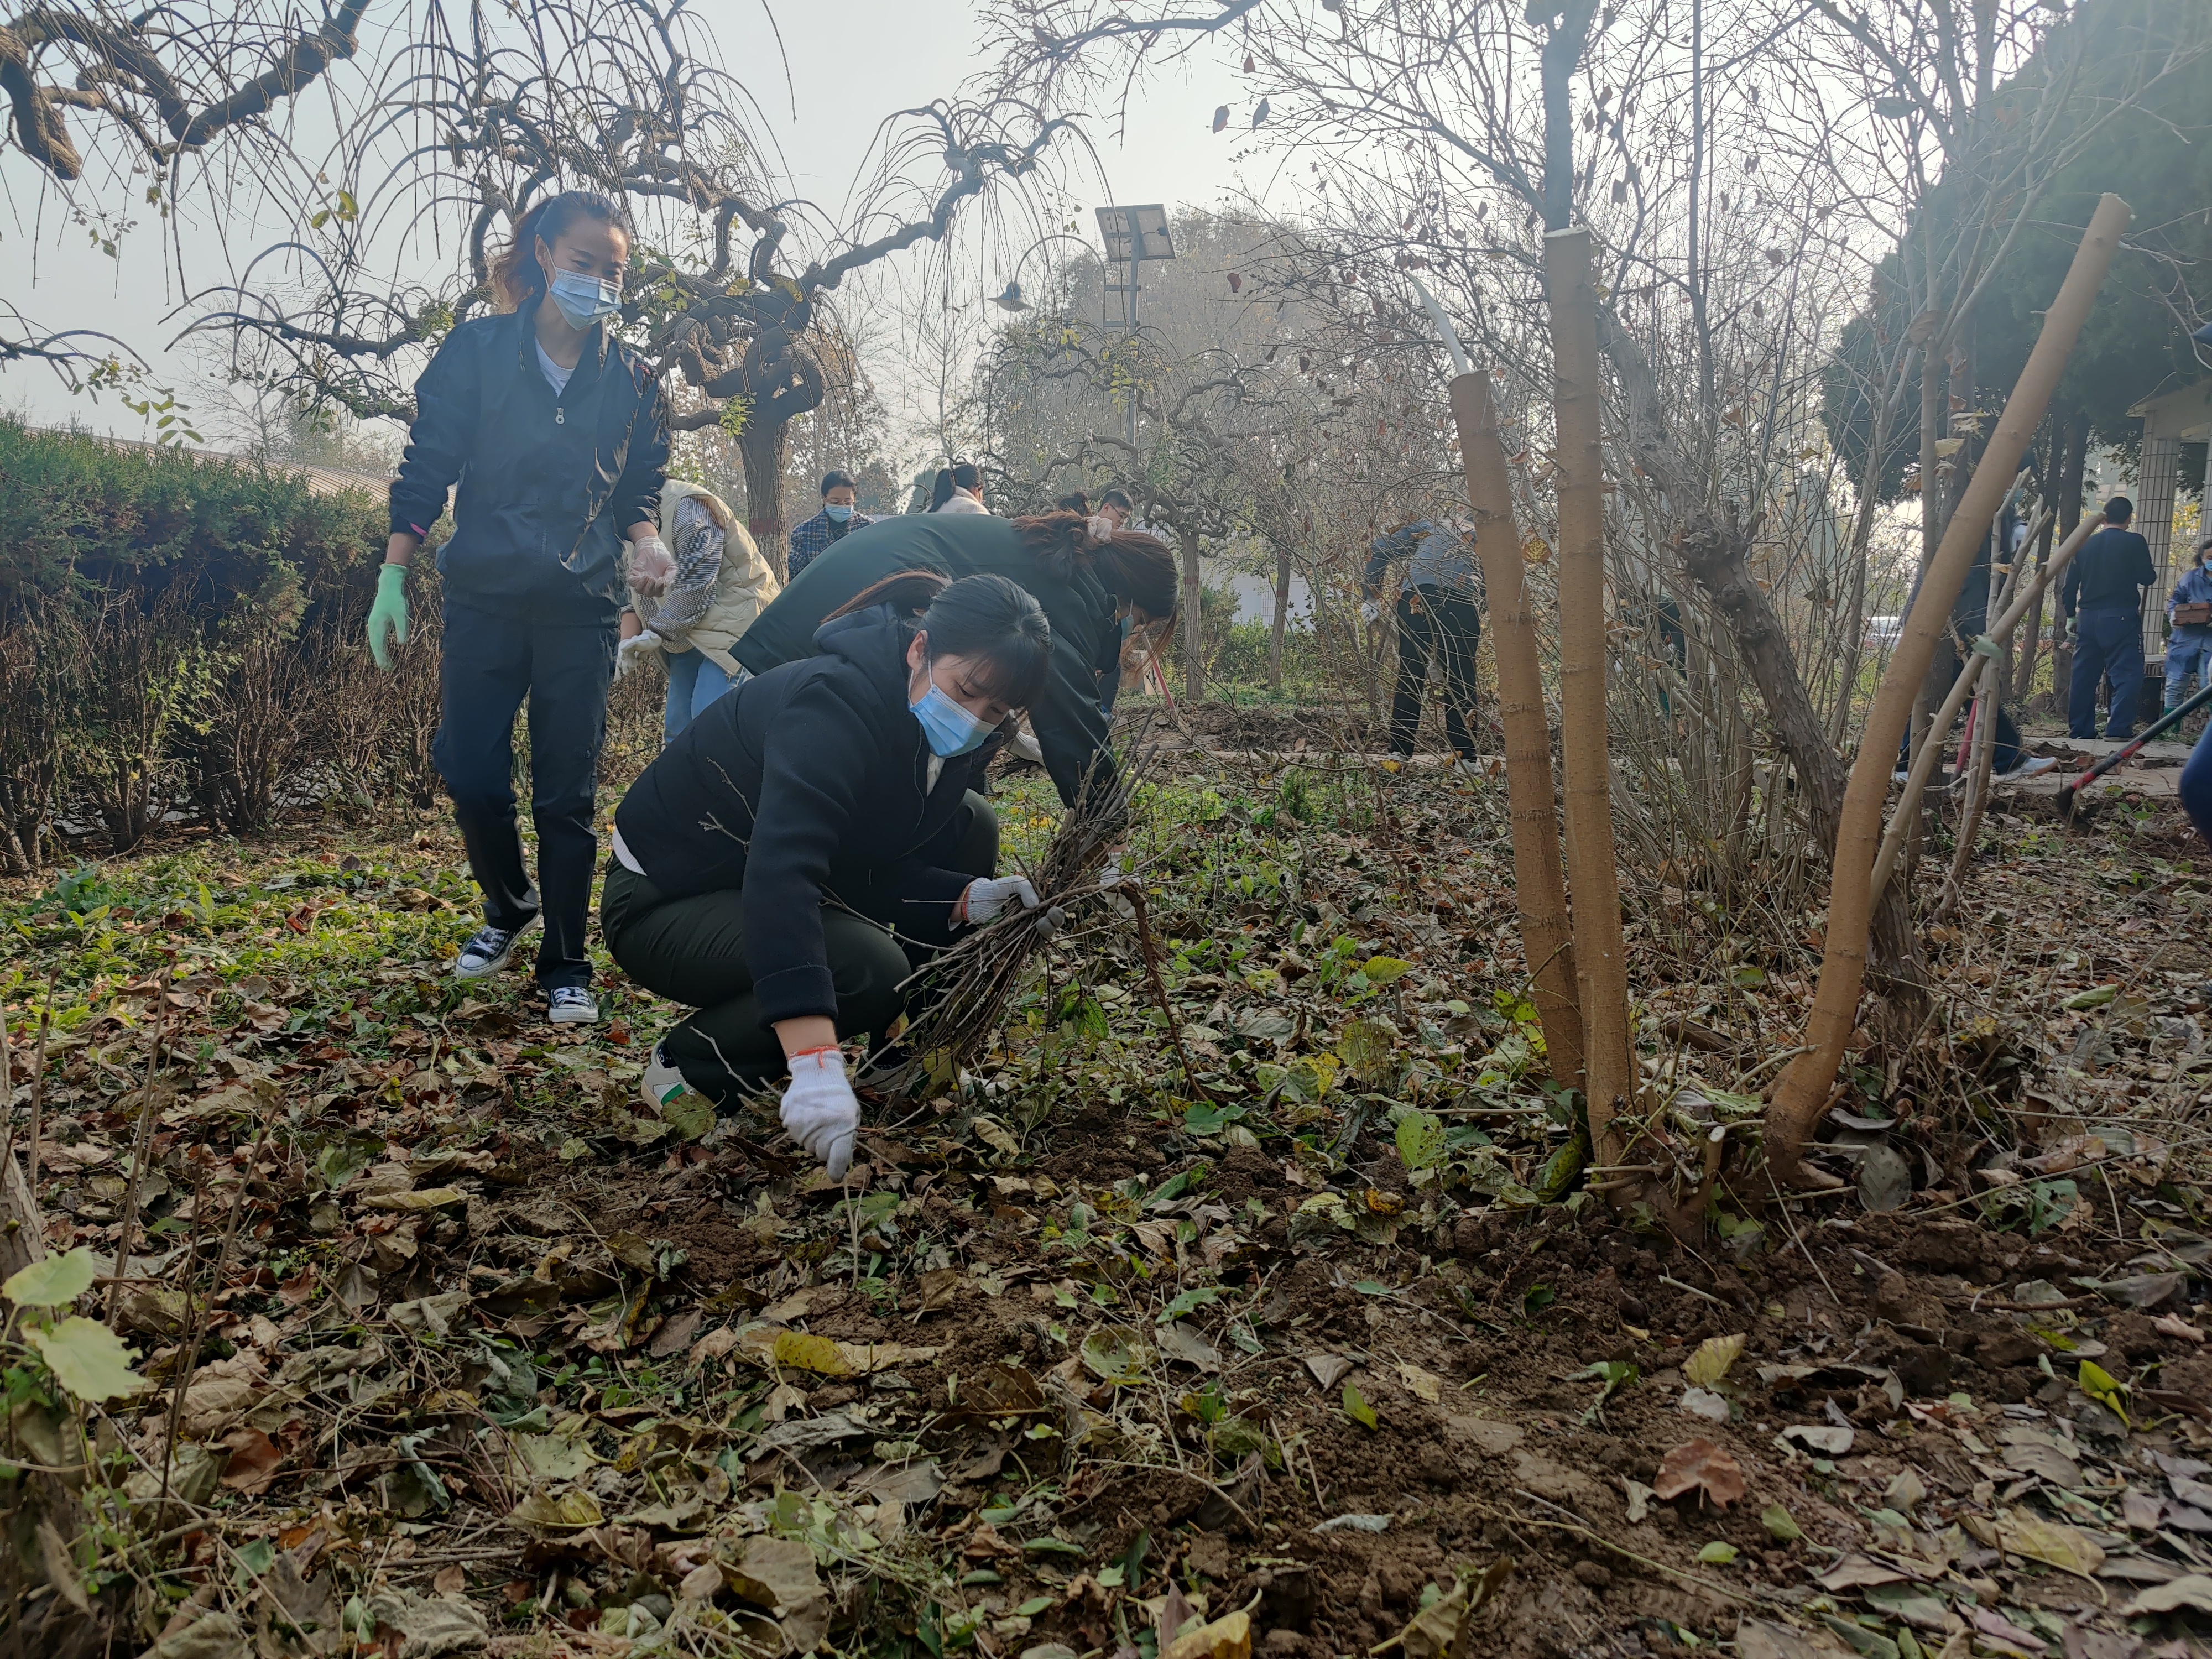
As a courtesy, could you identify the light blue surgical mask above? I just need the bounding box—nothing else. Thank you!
[826,503,854,524]
[547,268,622,330]
[910,662,994,758]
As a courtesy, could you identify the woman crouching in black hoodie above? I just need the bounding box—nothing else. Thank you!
[602,571,1051,1177]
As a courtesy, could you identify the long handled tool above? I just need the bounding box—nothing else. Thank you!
[2057,675,2212,823]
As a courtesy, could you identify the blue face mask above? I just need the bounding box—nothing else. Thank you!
[825,503,854,524]
[547,268,622,330]
[910,662,994,758]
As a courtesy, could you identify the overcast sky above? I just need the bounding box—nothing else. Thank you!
[0,0,1262,445]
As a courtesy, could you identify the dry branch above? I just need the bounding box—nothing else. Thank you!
[1447,369,1584,1087]
[1543,229,1634,1166]
[1871,509,2095,895]
[877,744,1141,1095]
[1765,192,2131,1185]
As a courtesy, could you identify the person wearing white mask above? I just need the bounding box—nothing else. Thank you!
[371,189,672,1025]
[786,470,874,579]
[601,573,1053,1172]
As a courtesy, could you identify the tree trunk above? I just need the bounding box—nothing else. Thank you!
[1269,546,1291,691]
[2011,414,2061,706]
[1679,512,1930,1030]
[1449,370,1585,1088]
[1180,526,1204,703]
[739,419,792,580]
[1543,228,1634,1169]
[1767,193,2130,1186]
[2050,408,2091,711]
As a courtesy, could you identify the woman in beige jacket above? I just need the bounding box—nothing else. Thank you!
[617,478,782,739]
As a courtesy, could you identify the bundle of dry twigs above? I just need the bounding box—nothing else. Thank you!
[872,725,1186,1098]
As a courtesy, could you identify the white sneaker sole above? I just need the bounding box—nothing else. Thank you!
[547,1000,600,1025]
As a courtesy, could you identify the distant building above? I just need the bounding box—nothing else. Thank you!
[2126,380,2212,668]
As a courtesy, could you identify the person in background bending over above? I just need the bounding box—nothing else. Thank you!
[617,478,780,740]
[735,509,1175,822]
[1364,517,1483,769]
[368,189,671,1026]
[930,463,990,514]
[2164,534,2212,714]
[2063,495,2158,740]
[786,471,873,581]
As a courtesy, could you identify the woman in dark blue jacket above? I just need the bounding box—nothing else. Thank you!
[367,190,671,1024]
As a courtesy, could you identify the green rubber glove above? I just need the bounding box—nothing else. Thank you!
[368,562,409,670]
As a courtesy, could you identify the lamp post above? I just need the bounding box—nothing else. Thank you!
[1095,204,1175,451]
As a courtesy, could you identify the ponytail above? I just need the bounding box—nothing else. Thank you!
[489,189,630,312]
[929,461,984,512]
[1010,510,1178,621]
[828,568,950,620]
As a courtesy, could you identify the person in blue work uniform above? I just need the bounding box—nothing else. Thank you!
[2062,496,2159,740]
[367,189,672,1025]
[2163,534,2212,713]
[1363,517,1483,766]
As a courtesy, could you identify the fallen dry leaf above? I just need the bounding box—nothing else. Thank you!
[217,1427,283,1495]
[1162,1608,1250,1659]
[2121,1573,2212,1616]
[1398,1360,1444,1403]
[1961,1508,2105,1577]
[1652,1438,1746,1510]
[1683,1333,1746,1389]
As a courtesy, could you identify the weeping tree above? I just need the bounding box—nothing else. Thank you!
[196,0,1068,573]
[0,0,372,384]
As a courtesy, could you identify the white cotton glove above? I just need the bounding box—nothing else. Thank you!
[1087,514,1117,544]
[962,875,1040,925]
[1360,598,1381,623]
[1099,854,1136,919]
[615,632,664,680]
[629,533,676,598]
[779,1048,858,1180]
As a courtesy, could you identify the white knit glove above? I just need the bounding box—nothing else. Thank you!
[779,1048,858,1180]
[1099,854,1136,919]
[630,533,676,597]
[615,633,664,680]
[961,875,1040,926]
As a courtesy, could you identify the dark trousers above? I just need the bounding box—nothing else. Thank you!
[600,793,998,1102]
[1389,589,1482,759]
[2183,729,2212,853]
[2070,606,2146,739]
[431,599,617,990]
[1900,637,2025,776]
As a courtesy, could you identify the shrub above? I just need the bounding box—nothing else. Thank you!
[0,419,389,863]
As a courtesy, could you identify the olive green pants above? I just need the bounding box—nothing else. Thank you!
[600,792,997,1102]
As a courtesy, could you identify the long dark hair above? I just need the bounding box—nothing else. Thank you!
[1010,510,1178,620]
[829,570,1052,707]
[930,462,984,512]
[489,190,630,312]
